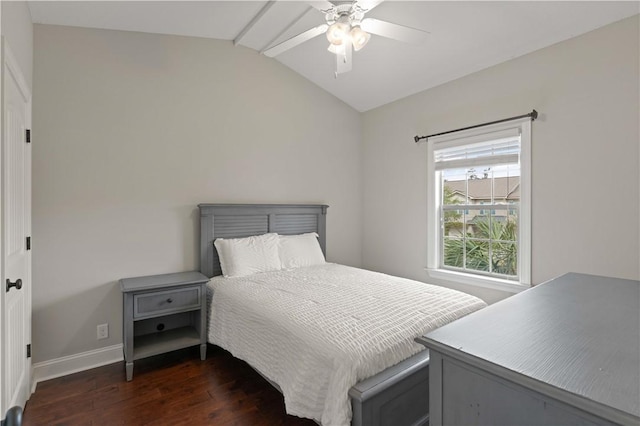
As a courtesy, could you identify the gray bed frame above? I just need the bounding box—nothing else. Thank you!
[199,203,429,426]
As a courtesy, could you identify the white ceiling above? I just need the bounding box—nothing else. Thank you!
[28,1,639,112]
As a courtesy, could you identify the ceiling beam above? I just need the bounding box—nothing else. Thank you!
[260,6,314,54]
[234,1,277,46]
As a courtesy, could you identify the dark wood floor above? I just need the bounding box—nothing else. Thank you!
[24,345,317,426]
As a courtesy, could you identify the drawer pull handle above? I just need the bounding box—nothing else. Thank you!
[166,298,173,303]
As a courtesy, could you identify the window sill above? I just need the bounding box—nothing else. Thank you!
[425,268,530,294]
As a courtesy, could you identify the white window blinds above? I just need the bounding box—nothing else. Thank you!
[433,128,521,171]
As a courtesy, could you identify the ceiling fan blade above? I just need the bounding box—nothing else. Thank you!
[336,39,353,75]
[263,24,329,57]
[355,0,384,13]
[308,1,335,13]
[361,18,428,44]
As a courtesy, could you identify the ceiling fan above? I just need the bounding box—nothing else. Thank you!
[262,0,429,76]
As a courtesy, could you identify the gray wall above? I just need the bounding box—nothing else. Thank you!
[362,15,639,304]
[32,25,362,363]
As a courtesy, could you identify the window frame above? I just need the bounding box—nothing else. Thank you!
[426,118,531,293]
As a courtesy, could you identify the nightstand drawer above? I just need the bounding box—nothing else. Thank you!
[133,286,201,319]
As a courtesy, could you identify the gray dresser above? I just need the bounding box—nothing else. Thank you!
[417,273,640,426]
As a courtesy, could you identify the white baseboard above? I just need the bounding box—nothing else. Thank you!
[32,344,123,388]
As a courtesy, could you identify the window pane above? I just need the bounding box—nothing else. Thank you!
[443,168,466,205]
[491,241,517,276]
[439,155,520,278]
[443,237,464,268]
[465,239,490,272]
[491,209,517,242]
[508,208,519,233]
[444,214,464,237]
[493,164,520,205]
[467,169,490,208]
[466,209,487,238]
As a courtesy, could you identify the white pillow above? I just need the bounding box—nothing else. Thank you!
[214,233,281,278]
[278,232,326,269]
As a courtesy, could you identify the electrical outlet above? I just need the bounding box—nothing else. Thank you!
[97,323,109,340]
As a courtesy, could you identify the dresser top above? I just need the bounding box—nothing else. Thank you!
[120,271,209,293]
[418,272,640,421]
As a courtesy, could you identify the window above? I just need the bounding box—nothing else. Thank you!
[427,118,531,291]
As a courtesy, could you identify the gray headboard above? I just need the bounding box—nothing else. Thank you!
[198,204,329,278]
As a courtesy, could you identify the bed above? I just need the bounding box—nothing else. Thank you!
[199,204,486,426]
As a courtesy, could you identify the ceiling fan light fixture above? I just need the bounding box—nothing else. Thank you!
[262,0,429,76]
[350,25,371,51]
[327,43,346,56]
[326,20,350,45]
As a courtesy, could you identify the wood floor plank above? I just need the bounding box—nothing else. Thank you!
[24,345,316,426]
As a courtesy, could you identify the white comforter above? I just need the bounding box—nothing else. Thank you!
[207,263,486,425]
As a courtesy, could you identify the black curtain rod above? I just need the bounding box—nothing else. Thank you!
[414,109,538,143]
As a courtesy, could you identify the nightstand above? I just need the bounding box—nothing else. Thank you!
[120,271,209,381]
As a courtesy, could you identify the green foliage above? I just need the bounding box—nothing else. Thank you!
[443,216,517,277]
[443,186,463,235]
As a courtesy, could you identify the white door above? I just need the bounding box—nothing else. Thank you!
[2,41,32,413]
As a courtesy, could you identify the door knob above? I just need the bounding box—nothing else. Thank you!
[6,278,22,292]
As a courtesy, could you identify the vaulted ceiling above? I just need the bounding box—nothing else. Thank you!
[28,1,639,111]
